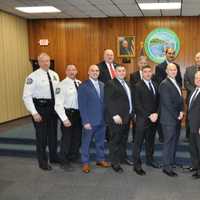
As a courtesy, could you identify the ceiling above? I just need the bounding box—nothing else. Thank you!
[0,0,199,19]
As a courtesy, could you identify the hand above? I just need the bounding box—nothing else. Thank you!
[199,128,200,135]
[84,123,92,130]
[149,113,158,123]
[32,113,42,122]
[178,112,184,120]
[113,115,122,125]
[63,120,72,127]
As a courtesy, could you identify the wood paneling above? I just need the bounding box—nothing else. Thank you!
[28,16,200,81]
[0,11,31,123]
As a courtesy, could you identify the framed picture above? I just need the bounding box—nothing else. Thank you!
[117,36,136,57]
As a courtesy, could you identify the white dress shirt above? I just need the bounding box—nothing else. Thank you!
[23,68,60,115]
[168,76,182,96]
[143,79,155,94]
[117,78,132,113]
[54,77,81,122]
[90,78,100,97]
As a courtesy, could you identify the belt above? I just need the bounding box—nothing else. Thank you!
[33,98,54,107]
[65,108,79,113]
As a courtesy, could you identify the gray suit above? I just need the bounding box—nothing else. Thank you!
[188,89,200,172]
[184,65,200,138]
[184,65,199,95]
[159,78,184,171]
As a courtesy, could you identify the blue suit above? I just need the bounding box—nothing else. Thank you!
[78,79,105,164]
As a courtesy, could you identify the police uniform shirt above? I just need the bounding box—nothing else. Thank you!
[54,77,81,122]
[23,68,60,115]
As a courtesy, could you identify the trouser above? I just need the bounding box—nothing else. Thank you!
[133,124,156,169]
[60,109,82,164]
[81,125,106,164]
[109,123,130,166]
[162,123,181,171]
[33,100,58,166]
[190,131,200,171]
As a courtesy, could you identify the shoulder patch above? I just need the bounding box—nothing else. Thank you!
[53,75,57,81]
[55,88,61,94]
[26,78,33,85]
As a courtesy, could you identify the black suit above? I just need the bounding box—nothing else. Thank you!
[97,61,119,84]
[104,78,133,165]
[133,80,159,168]
[188,89,200,171]
[155,60,182,87]
[159,78,184,171]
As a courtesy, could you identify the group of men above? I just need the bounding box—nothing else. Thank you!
[22,48,200,179]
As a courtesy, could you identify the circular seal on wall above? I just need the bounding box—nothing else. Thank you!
[144,28,180,63]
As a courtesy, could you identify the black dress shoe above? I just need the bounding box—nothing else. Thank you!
[39,164,52,171]
[122,159,134,166]
[134,168,146,176]
[146,161,160,168]
[192,172,198,177]
[190,167,197,172]
[111,164,124,173]
[194,174,200,179]
[171,171,178,176]
[162,169,176,177]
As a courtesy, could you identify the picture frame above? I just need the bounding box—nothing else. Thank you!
[117,36,136,57]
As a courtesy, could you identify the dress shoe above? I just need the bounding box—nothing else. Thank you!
[96,161,111,168]
[171,171,178,176]
[162,169,176,177]
[190,167,197,172]
[111,164,124,173]
[82,164,90,173]
[60,163,74,172]
[121,159,134,166]
[146,161,160,168]
[193,173,200,179]
[39,164,52,171]
[134,167,146,176]
[183,138,189,143]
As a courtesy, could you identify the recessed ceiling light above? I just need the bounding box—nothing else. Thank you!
[15,6,61,13]
[138,2,181,10]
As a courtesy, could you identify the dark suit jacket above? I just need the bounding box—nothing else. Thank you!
[97,61,119,83]
[155,61,182,87]
[159,78,184,125]
[104,78,133,125]
[130,71,141,87]
[188,90,200,133]
[134,80,159,128]
[78,79,104,126]
[184,65,199,95]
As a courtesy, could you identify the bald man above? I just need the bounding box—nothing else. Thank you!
[184,52,200,140]
[159,63,184,177]
[97,49,119,83]
[78,65,110,173]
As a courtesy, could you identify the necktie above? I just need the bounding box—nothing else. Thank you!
[74,81,79,91]
[189,88,199,108]
[47,71,55,102]
[94,81,100,97]
[109,64,116,79]
[148,81,155,95]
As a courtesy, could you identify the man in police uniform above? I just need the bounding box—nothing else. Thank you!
[23,53,60,171]
[55,64,82,171]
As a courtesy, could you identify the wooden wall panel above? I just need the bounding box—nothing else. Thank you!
[0,11,31,123]
[28,16,200,81]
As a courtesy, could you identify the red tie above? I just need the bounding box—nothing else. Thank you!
[109,64,116,79]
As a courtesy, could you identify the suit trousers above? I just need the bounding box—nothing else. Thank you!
[109,123,130,166]
[133,124,156,169]
[33,106,58,166]
[190,131,200,170]
[81,125,106,164]
[162,123,181,171]
[59,109,82,164]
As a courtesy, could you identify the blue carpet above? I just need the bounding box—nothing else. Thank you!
[0,122,191,165]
